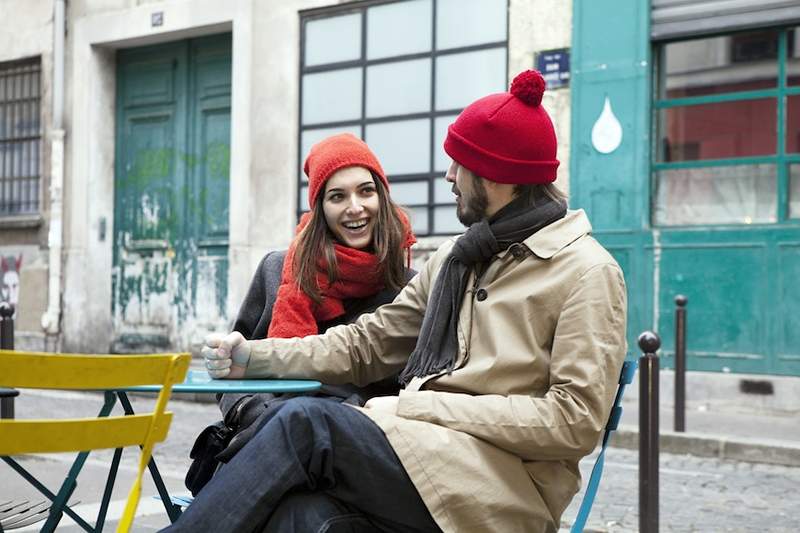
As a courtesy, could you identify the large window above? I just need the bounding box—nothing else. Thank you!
[653,27,800,226]
[0,58,41,216]
[299,0,508,235]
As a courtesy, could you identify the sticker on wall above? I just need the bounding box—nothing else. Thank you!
[591,96,623,154]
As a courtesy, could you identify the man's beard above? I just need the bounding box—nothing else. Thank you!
[455,175,490,227]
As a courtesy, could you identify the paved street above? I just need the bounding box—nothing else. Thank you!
[561,448,800,532]
[3,389,799,532]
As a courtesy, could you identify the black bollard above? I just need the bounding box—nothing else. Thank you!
[674,295,687,433]
[0,301,17,419]
[638,330,660,533]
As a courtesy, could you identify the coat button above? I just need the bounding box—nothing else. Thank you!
[510,243,526,259]
[475,288,488,301]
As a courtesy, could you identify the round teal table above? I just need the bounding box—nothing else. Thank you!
[128,369,322,394]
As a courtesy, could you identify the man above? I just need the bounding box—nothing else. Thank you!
[165,70,627,533]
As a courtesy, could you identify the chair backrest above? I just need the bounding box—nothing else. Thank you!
[570,359,638,533]
[0,349,190,532]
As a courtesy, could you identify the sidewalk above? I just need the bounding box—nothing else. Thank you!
[611,399,800,467]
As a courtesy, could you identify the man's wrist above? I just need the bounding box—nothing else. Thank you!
[231,340,252,368]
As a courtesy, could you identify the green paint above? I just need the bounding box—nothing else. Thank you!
[113,34,232,351]
[571,0,652,357]
[572,4,800,376]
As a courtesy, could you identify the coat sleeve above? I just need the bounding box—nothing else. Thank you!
[396,262,628,462]
[232,251,286,340]
[244,243,448,386]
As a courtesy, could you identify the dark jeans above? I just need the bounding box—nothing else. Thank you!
[161,397,441,533]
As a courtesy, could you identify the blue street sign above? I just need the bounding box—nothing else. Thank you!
[535,48,570,89]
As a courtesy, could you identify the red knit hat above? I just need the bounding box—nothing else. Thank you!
[443,70,559,184]
[303,133,390,209]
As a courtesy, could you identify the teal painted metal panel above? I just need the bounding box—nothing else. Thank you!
[776,243,800,375]
[656,243,769,373]
[650,227,800,376]
[113,35,232,352]
[571,0,650,232]
[571,0,652,358]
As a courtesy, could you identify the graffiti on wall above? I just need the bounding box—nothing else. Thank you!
[1,254,22,308]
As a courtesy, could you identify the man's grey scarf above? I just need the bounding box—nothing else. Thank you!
[398,194,567,385]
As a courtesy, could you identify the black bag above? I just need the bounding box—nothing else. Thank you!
[184,421,233,496]
[184,393,278,496]
[184,390,371,496]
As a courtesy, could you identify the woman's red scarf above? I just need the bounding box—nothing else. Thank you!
[267,211,415,339]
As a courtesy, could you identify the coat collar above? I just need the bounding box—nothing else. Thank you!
[497,209,592,260]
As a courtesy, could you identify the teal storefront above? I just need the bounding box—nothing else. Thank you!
[571,0,800,376]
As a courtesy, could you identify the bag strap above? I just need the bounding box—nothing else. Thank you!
[570,360,637,533]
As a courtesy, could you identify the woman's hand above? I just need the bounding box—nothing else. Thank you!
[202,331,251,379]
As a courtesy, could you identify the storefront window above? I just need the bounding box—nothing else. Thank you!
[790,165,800,217]
[654,26,800,226]
[788,95,800,154]
[661,99,776,162]
[654,164,776,225]
[663,31,779,98]
[299,0,508,235]
[788,27,799,87]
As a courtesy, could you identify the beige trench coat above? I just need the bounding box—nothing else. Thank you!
[246,209,628,533]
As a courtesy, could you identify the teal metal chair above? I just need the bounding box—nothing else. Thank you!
[570,360,638,533]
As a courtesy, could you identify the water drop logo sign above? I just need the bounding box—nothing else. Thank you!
[591,96,623,154]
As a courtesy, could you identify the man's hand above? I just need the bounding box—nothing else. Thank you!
[202,331,252,379]
[363,396,399,416]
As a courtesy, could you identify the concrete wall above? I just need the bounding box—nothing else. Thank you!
[0,0,54,350]
[509,0,572,195]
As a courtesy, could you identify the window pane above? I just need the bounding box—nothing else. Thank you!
[305,13,361,67]
[659,99,776,162]
[302,68,362,125]
[300,126,362,179]
[365,119,430,175]
[436,0,506,50]
[436,48,506,110]
[434,175,455,203]
[434,205,462,233]
[653,164,776,225]
[662,30,778,99]
[790,165,800,218]
[389,180,428,205]
[408,206,429,233]
[789,27,800,87]
[367,0,432,60]
[300,185,309,209]
[366,59,431,118]
[788,95,800,154]
[434,115,458,171]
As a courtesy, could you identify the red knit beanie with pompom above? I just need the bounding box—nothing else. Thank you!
[443,70,559,184]
[304,133,390,209]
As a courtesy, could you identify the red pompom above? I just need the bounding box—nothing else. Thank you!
[510,70,545,107]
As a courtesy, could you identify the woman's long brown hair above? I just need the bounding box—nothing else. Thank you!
[293,174,409,305]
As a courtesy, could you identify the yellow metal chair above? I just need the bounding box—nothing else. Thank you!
[0,349,190,532]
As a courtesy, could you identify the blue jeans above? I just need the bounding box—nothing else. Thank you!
[162,397,441,533]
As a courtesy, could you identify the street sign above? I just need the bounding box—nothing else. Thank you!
[535,48,570,89]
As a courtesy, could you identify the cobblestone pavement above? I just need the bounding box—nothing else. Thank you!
[4,390,799,532]
[561,448,800,532]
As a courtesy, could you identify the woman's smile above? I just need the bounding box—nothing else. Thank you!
[323,166,380,250]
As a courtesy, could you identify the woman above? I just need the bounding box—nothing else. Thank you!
[185,133,416,494]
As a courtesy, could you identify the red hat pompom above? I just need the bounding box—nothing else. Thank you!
[510,70,545,107]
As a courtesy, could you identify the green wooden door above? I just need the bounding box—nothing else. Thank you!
[112,34,231,352]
